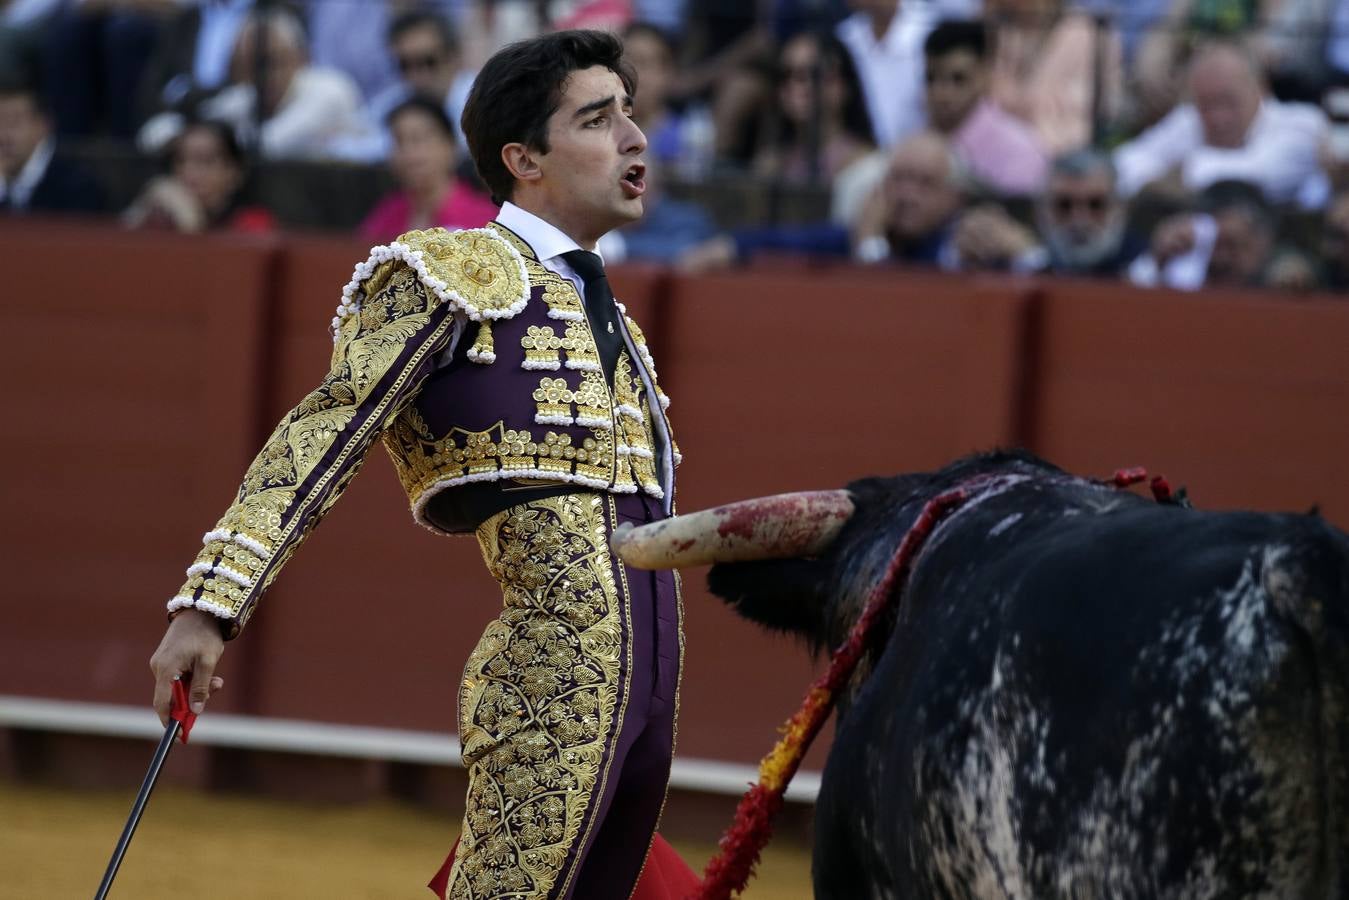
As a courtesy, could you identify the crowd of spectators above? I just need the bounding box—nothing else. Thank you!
[0,0,1344,292]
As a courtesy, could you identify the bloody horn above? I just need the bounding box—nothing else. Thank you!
[611,490,854,569]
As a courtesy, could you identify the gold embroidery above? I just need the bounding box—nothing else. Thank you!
[533,377,575,423]
[373,224,672,525]
[543,284,585,321]
[386,421,622,505]
[522,325,562,369]
[561,320,600,371]
[469,320,496,364]
[395,227,530,319]
[572,371,610,426]
[451,494,630,899]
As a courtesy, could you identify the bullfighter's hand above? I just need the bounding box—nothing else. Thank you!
[150,609,226,727]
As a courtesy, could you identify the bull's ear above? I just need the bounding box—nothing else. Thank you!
[708,558,829,642]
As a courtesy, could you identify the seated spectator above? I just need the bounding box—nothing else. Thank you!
[1115,41,1329,204]
[137,0,254,134]
[0,79,102,214]
[123,118,274,233]
[41,0,171,138]
[334,9,477,163]
[836,0,937,149]
[755,29,888,225]
[679,130,966,271]
[618,160,719,263]
[1128,179,1311,290]
[952,148,1146,274]
[141,8,367,161]
[923,19,1048,197]
[622,22,715,179]
[359,97,497,243]
[853,129,966,265]
[986,0,1125,155]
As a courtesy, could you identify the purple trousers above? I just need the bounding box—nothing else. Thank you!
[440,491,681,900]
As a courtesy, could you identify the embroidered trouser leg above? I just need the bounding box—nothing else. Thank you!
[448,491,681,900]
[568,493,681,899]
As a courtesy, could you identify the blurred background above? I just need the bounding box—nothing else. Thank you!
[1,0,1348,896]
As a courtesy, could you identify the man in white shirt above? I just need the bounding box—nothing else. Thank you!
[1114,40,1328,203]
[206,8,366,160]
[836,0,941,148]
[141,7,367,161]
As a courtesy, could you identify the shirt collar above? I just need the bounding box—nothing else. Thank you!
[0,136,54,210]
[495,201,604,265]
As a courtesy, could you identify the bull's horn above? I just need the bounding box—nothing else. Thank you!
[611,490,854,570]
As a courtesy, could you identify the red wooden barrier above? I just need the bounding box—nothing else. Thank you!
[1025,278,1349,521]
[0,222,275,707]
[5,223,1346,776]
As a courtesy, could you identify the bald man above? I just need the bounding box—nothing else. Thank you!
[1113,41,1327,203]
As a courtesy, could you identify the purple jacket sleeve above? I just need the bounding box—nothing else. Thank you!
[168,268,458,638]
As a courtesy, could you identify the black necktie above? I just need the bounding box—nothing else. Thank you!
[562,249,670,502]
[561,249,623,388]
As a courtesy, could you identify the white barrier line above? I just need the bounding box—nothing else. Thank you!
[0,695,820,802]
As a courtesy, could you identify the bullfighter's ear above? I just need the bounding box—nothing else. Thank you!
[708,558,830,641]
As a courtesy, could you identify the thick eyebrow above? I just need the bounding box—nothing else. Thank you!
[572,94,634,119]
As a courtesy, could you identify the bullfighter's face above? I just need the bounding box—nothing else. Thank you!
[513,66,648,249]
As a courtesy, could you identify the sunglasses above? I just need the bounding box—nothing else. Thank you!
[398,53,445,74]
[1051,194,1109,215]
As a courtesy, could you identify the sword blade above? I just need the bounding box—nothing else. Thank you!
[92,719,181,900]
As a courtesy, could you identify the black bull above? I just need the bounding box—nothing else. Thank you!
[701,452,1349,898]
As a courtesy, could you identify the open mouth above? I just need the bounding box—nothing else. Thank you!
[620,163,646,198]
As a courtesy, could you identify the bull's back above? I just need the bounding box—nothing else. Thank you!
[814,501,1349,899]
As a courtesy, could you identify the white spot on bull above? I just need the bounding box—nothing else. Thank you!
[906,549,1323,898]
[988,513,1024,539]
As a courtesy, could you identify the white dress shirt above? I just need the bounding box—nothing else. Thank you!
[836,2,939,148]
[493,201,673,510]
[200,66,367,160]
[1113,100,1328,203]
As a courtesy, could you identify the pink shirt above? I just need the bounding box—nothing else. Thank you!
[952,99,1050,197]
[989,13,1124,157]
[359,180,499,243]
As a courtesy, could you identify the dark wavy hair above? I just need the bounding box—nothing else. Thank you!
[460,29,636,204]
[775,30,875,149]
